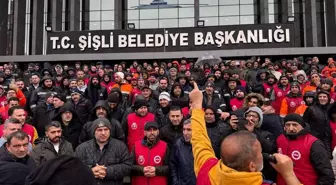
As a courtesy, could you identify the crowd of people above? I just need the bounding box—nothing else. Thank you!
[0,56,336,185]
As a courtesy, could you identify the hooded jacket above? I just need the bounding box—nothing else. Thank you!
[70,96,93,124]
[84,76,107,106]
[32,101,56,137]
[303,91,333,158]
[31,137,74,167]
[79,100,125,144]
[170,83,189,108]
[52,103,82,149]
[30,76,61,110]
[204,106,228,159]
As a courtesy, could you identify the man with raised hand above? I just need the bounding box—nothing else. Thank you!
[189,81,302,185]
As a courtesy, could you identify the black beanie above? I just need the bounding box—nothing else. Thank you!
[25,155,96,185]
[284,113,305,127]
[107,93,120,103]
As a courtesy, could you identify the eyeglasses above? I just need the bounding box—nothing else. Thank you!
[246,114,259,119]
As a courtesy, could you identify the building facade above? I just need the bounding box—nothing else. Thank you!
[0,0,335,62]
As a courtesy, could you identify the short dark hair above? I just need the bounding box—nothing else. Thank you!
[4,118,22,129]
[6,130,29,145]
[8,106,24,116]
[7,97,19,104]
[169,106,182,113]
[45,121,62,131]
[221,131,258,172]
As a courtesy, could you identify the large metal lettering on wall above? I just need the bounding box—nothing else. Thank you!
[47,24,295,54]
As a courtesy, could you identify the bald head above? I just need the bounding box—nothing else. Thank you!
[220,131,261,172]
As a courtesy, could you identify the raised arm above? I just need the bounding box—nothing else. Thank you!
[189,82,216,176]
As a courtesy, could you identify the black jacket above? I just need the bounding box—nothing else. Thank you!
[70,97,93,124]
[170,83,189,108]
[32,103,55,137]
[31,137,74,166]
[202,92,227,112]
[75,138,133,185]
[170,137,196,185]
[303,103,332,158]
[262,113,283,141]
[159,121,183,149]
[131,138,169,177]
[0,161,30,185]
[30,76,62,111]
[79,100,125,144]
[206,120,227,159]
[84,77,108,106]
[0,146,36,172]
[53,103,82,149]
[155,106,171,128]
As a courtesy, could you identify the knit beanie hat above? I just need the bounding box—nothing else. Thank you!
[92,118,112,133]
[25,155,96,185]
[244,107,263,128]
[159,92,171,101]
[284,113,305,127]
[115,72,125,80]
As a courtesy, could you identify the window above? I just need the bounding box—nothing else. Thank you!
[127,0,196,28]
[219,5,239,16]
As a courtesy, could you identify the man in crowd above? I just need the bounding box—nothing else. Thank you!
[32,93,55,137]
[189,82,302,185]
[31,121,73,166]
[170,119,196,185]
[69,88,92,124]
[124,99,155,152]
[280,82,304,118]
[75,118,133,185]
[30,76,61,112]
[84,76,107,106]
[0,131,36,171]
[0,118,33,152]
[277,114,334,185]
[160,106,183,149]
[0,97,19,123]
[131,121,169,185]
[53,103,82,149]
[0,106,38,145]
[79,100,124,144]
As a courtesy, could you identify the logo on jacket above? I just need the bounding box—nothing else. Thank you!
[289,102,296,107]
[138,155,145,165]
[154,155,161,164]
[301,101,305,105]
[131,122,137,130]
[291,150,301,160]
[277,92,282,97]
[232,105,237,111]
[266,88,271,92]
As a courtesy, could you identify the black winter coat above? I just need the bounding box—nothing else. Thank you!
[159,122,183,149]
[0,146,36,172]
[32,103,55,137]
[303,104,332,158]
[170,137,196,185]
[79,118,125,144]
[31,137,74,166]
[70,97,93,124]
[75,138,133,185]
[206,120,227,159]
[84,77,108,106]
[53,103,83,149]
